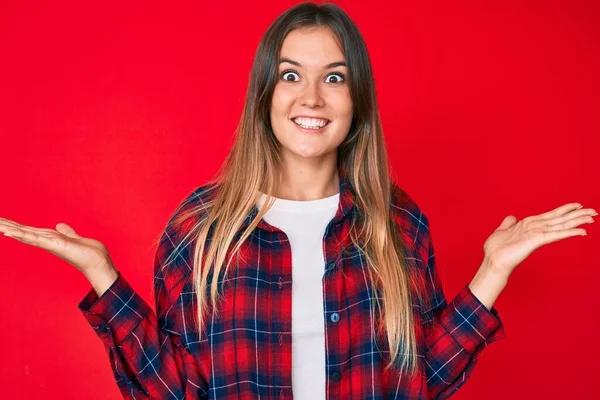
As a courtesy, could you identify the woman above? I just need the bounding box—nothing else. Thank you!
[1,2,595,399]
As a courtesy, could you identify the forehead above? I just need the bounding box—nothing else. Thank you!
[279,26,345,68]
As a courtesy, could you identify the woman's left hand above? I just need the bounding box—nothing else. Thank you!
[482,202,596,280]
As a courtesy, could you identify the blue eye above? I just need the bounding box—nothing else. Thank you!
[280,69,346,84]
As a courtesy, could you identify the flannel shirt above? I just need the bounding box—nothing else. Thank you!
[78,170,506,399]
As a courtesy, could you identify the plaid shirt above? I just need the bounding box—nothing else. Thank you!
[78,171,506,399]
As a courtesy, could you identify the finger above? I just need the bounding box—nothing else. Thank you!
[56,223,82,239]
[0,217,59,233]
[545,212,595,230]
[532,208,595,227]
[3,227,60,250]
[0,218,25,229]
[0,222,56,236]
[495,215,518,232]
[538,228,587,246]
[1,227,57,239]
[538,203,583,221]
[545,217,593,232]
[0,217,40,229]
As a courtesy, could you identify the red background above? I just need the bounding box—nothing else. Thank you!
[1,0,598,398]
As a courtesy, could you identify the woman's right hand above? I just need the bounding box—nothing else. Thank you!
[0,217,119,294]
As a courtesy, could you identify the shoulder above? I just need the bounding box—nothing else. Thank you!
[390,183,431,237]
[155,181,221,269]
[389,182,432,256]
[389,183,441,311]
[152,181,222,299]
[177,181,221,212]
[167,181,221,228]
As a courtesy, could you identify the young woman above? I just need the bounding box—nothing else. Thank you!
[1,2,595,399]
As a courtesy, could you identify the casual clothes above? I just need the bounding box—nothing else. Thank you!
[78,171,505,399]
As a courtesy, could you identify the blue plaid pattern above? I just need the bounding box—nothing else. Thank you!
[79,170,505,399]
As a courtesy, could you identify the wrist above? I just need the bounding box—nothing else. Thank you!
[85,264,119,297]
[480,256,511,282]
[468,260,509,310]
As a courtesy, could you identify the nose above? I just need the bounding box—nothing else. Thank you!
[299,81,325,108]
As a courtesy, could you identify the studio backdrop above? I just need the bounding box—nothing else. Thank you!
[0,1,598,399]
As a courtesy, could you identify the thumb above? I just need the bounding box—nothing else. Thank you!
[56,223,82,239]
[495,215,518,232]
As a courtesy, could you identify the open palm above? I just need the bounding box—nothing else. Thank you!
[482,203,596,278]
[0,218,113,276]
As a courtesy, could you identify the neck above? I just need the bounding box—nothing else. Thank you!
[272,157,340,201]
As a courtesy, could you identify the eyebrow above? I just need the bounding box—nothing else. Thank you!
[279,57,347,69]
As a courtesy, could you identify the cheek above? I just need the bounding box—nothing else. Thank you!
[342,94,354,117]
[271,87,295,113]
[331,91,353,117]
[270,90,282,116]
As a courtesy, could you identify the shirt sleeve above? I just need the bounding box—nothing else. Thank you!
[78,223,196,398]
[417,213,506,400]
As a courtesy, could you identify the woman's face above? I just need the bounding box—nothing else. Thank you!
[270,26,353,161]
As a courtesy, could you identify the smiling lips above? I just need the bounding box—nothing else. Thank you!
[292,117,331,131]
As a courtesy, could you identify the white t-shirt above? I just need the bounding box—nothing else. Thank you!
[256,190,340,400]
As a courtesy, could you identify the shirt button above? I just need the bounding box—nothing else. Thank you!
[278,277,283,289]
[97,325,108,333]
[331,371,341,381]
[330,312,340,323]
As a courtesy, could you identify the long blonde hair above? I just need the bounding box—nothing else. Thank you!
[164,2,428,377]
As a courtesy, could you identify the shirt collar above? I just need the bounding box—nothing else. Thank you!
[241,167,356,233]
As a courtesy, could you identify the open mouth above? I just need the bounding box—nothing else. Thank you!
[291,118,331,132]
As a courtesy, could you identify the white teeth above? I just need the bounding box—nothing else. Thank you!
[292,117,329,129]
